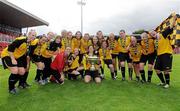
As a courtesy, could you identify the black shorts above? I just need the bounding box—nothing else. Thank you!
[51,69,61,78]
[41,57,52,77]
[85,70,100,79]
[2,55,27,69]
[140,52,156,65]
[104,59,113,67]
[50,69,62,82]
[118,52,132,63]
[41,57,52,67]
[79,53,85,63]
[111,54,119,59]
[31,55,43,63]
[68,67,78,73]
[154,53,173,71]
[175,39,180,47]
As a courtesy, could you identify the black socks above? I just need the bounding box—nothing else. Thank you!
[52,69,62,83]
[121,67,125,78]
[128,68,133,79]
[115,70,117,77]
[100,66,104,75]
[140,70,146,82]
[157,72,165,83]
[79,70,84,79]
[35,69,43,81]
[8,74,19,91]
[148,70,153,82]
[164,73,170,85]
[111,72,115,79]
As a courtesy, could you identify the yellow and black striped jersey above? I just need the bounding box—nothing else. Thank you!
[80,38,92,54]
[118,36,131,53]
[129,43,142,62]
[29,39,47,57]
[72,38,81,51]
[108,39,120,54]
[41,41,60,58]
[31,39,39,46]
[141,35,155,55]
[29,39,40,56]
[41,42,52,58]
[99,48,112,60]
[1,36,28,59]
[68,54,80,69]
[157,27,173,55]
[61,38,72,50]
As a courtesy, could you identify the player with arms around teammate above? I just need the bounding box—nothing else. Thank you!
[107,33,120,78]
[29,35,47,84]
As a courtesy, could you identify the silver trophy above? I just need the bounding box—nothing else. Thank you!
[87,55,99,71]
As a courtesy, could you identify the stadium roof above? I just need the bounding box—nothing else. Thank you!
[0,0,49,28]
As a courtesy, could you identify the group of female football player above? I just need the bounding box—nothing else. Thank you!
[1,15,177,94]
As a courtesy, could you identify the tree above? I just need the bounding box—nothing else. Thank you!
[132,29,146,34]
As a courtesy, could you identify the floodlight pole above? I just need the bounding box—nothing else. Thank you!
[77,0,86,35]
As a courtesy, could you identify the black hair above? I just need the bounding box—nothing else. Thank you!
[75,31,82,36]
[48,41,62,51]
[119,29,125,33]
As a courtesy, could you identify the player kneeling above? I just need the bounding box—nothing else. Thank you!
[49,49,69,84]
[67,48,84,80]
[83,45,101,83]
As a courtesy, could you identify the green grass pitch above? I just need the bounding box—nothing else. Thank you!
[0,55,180,111]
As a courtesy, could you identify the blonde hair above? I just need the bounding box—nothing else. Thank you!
[141,32,148,39]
